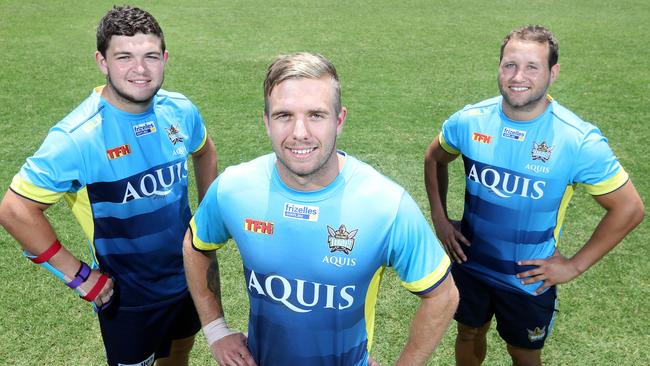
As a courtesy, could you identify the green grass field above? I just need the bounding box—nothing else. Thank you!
[1,1,648,365]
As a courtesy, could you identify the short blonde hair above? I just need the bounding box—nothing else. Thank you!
[264,52,341,114]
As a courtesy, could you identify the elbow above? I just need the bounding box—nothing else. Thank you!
[630,198,645,228]
[448,277,460,313]
[0,194,14,230]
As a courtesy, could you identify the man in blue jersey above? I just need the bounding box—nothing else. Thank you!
[0,5,217,366]
[183,52,459,366]
[424,25,644,366]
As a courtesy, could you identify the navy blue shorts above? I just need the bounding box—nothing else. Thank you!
[452,265,558,349]
[98,291,200,366]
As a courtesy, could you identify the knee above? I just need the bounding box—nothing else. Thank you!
[457,322,490,343]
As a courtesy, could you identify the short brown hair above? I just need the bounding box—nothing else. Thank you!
[500,25,559,69]
[96,5,165,57]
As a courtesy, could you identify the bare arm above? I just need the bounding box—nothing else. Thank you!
[192,136,218,202]
[396,274,459,365]
[518,180,645,293]
[182,230,256,365]
[0,190,114,308]
[424,136,469,263]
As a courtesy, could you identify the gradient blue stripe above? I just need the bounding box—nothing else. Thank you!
[463,195,556,244]
[248,312,368,366]
[461,237,536,275]
[94,199,190,239]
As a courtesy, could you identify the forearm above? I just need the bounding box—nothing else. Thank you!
[0,190,81,278]
[192,137,217,202]
[396,276,459,365]
[424,139,454,225]
[182,230,224,325]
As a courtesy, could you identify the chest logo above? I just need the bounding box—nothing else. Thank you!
[502,127,526,141]
[106,144,131,160]
[531,141,554,163]
[327,225,358,255]
[165,124,185,145]
[244,218,274,235]
[283,203,319,222]
[472,132,493,144]
[133,121,156,137]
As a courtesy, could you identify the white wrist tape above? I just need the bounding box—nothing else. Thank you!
[203,317,236,346]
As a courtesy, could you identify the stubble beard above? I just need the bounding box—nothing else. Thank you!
[106,74,162,107]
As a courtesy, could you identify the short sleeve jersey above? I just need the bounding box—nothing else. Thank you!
[439,96,628,295]
[11,86,207,308]
[190,152,451,366]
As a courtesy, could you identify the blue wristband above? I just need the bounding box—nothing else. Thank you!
[66,262,91,289]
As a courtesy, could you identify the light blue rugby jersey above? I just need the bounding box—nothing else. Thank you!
[11,86,207,308]
[191,152,451,366]
[439,95,628,295]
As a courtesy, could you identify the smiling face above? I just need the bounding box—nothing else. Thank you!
[497,39,560,121]
[95,33,168,113]
[263,76,347,191]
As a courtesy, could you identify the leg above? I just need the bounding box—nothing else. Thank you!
[506,344,541,366]
[154,335,195,366]
[455,321,491,366]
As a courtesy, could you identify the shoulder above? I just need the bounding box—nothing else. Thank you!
[549,99,601,138]
[343,155,405,202]
[456,96,501,118]
[54,88,104,135]
[154,89,197,111]
[218,154,273,191]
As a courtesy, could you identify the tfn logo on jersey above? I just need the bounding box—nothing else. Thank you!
[106,144,131,160]
[472,132,492,144]
[244,218,274,235]
[133,121,156,137]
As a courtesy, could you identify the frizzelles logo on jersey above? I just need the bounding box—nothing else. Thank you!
[327,225,358,254]
[165,124,186,145]
[283,202,319,222]
[531,141,554,162]
[472,132,492,144]
[106,144,131,160]
[244,218,274,235]
[133,121,156,137]
[502,127,526,141]
[527,326,546,342]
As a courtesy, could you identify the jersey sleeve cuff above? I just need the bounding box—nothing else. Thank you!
[401,255,452,295]
[438,133,460,155]
[581,167,629,196]
[189,218,225,252]
[10,175,63,205]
